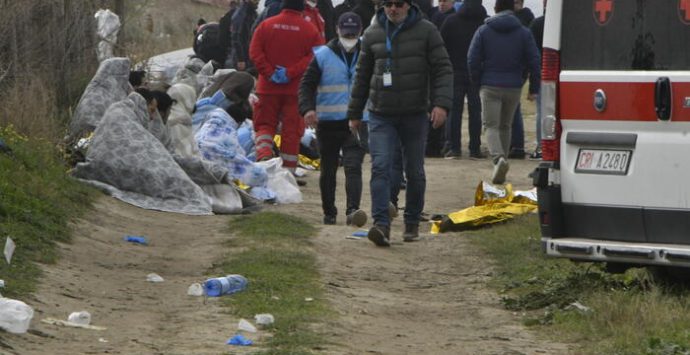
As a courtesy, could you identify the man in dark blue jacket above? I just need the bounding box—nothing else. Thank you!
[468,0,540,184]
[440,0,486,159]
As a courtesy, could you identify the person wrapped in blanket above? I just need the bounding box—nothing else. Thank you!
[191,71,275,201]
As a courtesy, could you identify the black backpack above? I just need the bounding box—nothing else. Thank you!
[193,23,224,64]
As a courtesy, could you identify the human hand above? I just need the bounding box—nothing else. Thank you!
[430,106,447,129]
[270,65,289,84]
[304,110,318,128]
[349,119,361,135]
[527,93,538,101]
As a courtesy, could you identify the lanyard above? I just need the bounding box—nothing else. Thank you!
[384,20,402,71]
[339,45,359,80]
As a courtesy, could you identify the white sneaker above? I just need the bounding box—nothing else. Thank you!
[491,157,509,184]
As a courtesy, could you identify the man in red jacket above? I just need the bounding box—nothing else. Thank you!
[249,0,324,172]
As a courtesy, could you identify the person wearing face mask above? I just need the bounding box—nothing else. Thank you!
[299,12,368,227]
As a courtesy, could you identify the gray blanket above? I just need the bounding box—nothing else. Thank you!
[72,93,215,215]
[68,57,131,140]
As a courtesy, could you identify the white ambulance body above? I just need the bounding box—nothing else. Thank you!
[534,0,690,267]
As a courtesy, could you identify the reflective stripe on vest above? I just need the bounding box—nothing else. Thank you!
[313,45,364,121]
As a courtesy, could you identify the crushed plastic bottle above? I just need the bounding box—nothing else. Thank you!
[203,275,247,297]
[67,311,91,326]
[187,283,204,296]
[238,319,257,333]
[0,298,34,334]
[254,313,274,327]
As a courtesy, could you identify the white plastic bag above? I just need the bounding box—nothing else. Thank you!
[0,298,34,334]
[238,318,257,333]
[256,158,302,204]
[68,311,91,326]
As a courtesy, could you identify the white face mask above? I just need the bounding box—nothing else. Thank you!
[340,37,358,52]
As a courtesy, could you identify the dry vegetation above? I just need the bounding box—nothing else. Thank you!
[0,0,225,142]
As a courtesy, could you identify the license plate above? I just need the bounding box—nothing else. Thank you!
[575,149,631,175]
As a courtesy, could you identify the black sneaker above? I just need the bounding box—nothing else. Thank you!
[469,151,487,160]
[367,225,390,247]
[402,224,421,242]
[296,179,307,187]
[323,215,336,225]
[346,209,367,227]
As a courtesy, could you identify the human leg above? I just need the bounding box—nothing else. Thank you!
[509,103,525,158]
[480,86,505,160]
[253,94,280,161]
[399,112,428,227]
[316,125,348,222]
[368,113,398,228]
[278,95,303,172]
[467,81,483,156]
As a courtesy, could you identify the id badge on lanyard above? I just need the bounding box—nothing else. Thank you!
[384,21,398,88]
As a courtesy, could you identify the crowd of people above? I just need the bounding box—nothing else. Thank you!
[186,0,545,246]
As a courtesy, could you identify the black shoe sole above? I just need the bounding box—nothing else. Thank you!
[367,227,390,247]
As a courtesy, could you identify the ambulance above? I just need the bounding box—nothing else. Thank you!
[533,0,690,269]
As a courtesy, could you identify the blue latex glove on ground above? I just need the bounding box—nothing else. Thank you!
[227,333,253,346]
[270,66,289,84]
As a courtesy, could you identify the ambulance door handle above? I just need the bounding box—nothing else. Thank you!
[655,77,671,121]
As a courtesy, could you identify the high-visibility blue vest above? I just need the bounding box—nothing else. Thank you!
[313,45,368,122]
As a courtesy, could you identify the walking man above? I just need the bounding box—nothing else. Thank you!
[467,0,540,184]
[299,12,369,227]
[347,0,453,246]
[249,0,323,172]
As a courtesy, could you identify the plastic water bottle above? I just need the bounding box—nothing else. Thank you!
[203,275,248,297]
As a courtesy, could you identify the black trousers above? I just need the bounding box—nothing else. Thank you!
[317,121,367,218]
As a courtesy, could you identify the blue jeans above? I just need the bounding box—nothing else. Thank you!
[368,112,428,227]
[511,103,525,152]
[446,78,482,154]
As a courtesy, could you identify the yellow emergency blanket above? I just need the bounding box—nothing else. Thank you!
[431,181,538,234]
[274,135,320,170]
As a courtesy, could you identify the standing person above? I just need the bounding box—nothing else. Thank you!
[425,0,455,158]
[249,0,324,172]
[304,0,327,40]
[251,0,282,33]
[316,0,338,40]
[352,0,376,27]
[219,1,239,68]
[440,0,487,159]
[231,0,259,71]
[528,0,545,160]
[347,0,453,246]
[299,12,368,226]
[468,0,540,184]
[507,0,535,158]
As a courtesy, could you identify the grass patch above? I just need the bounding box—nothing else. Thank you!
[0,126,95,297]
[468,214,690,354]
[220,212,331,354]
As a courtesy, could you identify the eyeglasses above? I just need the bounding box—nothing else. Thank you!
[383,1,405,8]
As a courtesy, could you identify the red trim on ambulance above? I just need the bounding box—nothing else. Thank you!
[560,82,690,121]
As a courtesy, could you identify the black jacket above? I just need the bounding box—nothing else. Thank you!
[219,7,237,59]
[347,5,453,119]
[317,0,338,41]
[231,1,258,65]
[431,7,454,29]
[529,15,544,52]
[515,7,534,26]
[440,3,487,78]
[352,0,376,29]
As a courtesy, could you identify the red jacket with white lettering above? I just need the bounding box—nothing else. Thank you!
[303,5,326,40]
[249,9,324,95]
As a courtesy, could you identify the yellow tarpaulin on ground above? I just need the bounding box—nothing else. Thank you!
[431,181,538,234]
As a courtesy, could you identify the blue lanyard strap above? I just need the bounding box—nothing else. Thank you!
[385,21,401,70]
[339,46,359,78]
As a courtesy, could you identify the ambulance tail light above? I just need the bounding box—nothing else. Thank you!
[540,48,561,162]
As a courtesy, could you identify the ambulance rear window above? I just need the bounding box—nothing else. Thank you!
[561,0,690,70]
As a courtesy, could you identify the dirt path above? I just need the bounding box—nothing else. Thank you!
[5,123,570,355]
